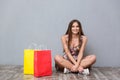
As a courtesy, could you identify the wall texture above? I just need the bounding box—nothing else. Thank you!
[0,0,120,67]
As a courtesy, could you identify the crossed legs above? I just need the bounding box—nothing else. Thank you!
[54,54,96,72]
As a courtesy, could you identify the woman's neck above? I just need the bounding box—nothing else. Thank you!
[71,34,79,47]
[72,34,78,39]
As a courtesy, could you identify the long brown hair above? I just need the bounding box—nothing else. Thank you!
[65,19,84,49]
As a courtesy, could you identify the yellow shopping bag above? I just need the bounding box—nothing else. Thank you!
[24,49,34,74]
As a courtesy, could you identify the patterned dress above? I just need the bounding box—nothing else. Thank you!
[63,44,81,62]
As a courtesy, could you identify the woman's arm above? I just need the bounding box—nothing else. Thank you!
[76,36,88,66]
[61,35,77,65]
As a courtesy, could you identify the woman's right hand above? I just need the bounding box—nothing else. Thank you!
[71,65,78,72]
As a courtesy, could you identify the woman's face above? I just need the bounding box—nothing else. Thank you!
[71,22,79,35]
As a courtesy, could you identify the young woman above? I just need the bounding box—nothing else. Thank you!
[54,19,96,74]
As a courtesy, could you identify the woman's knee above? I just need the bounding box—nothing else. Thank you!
[91,55,96,63]
[54,55,63,63]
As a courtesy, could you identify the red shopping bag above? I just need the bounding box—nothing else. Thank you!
[34,50,52,77]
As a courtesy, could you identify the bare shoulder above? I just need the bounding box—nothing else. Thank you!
[61,34,68,41]
[81,35,88,41]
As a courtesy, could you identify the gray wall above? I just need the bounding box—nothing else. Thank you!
[0,0,120,67]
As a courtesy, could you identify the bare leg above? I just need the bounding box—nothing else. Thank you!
[54,54,96,73]
[78,55,96,71]
[54,54,74,70]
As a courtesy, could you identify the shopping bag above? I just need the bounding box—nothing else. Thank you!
[34,50,52,77]
[24,49,34,74]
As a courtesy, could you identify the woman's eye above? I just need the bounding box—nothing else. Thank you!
[72,26,79,28]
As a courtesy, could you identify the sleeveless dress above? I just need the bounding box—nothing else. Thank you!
[63,44,81,62]
[55,36,82,71]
